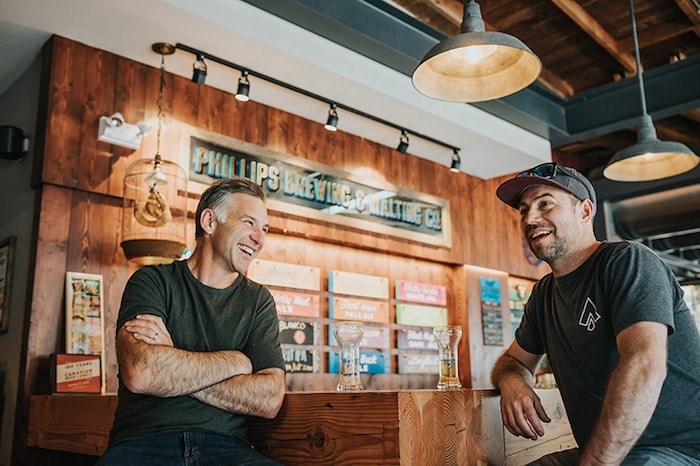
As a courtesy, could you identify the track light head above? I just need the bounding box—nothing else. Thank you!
[235,70,250,102]
[397,130,410,153]
[450,149,461,173]
[324,104,339,131]
[192,55,207,84]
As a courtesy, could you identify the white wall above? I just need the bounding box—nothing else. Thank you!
[0,56,40,466]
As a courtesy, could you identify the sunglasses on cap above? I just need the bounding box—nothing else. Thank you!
[517,162,569,179]
[516,162,595,202]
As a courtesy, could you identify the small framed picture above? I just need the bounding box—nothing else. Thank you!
[65,272,105,392]
[0,236,16,334]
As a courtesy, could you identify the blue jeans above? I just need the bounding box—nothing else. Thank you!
[95,431,281,466]
[527,447,700,465]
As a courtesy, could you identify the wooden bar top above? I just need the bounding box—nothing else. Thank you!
[28,389,574,465]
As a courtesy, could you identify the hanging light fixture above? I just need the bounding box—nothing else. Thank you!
[603,0,698,182]
[397,130,409,153]
[412,0,541,103]
[191,54,207,84]
[235,70,251,101]
[121,43,188,266]
[324,104,339,131]
[450,149,461,173]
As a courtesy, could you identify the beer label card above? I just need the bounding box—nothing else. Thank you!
[279,319,316,345]
[397,328,438,350]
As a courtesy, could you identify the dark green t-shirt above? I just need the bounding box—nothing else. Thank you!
[109,259,285,446]
[517,241,700,458]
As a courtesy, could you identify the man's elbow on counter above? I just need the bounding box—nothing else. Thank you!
[260,384,286,419]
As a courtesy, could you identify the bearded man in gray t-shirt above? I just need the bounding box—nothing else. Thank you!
[491,163,700,466]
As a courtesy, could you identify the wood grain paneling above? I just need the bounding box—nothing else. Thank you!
[16,36,553,464]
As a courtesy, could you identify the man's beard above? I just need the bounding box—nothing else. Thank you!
[530,233,569,264]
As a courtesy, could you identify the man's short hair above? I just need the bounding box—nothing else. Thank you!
[195,178,266,239]
[496,162,597,210]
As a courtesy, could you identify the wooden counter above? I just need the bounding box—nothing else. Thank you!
[28,389,575,465]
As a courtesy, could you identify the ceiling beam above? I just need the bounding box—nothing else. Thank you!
[550,0,637,75]
[684,108,700,123]
[557,54,700,147]
[674,0,700,39]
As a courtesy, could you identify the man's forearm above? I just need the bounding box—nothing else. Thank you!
[190,368,286,418]
[118,330,252,397]
[580,354,665,465]
[492,353,535,388]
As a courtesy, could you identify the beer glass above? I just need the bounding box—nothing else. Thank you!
[433,325,462,390]
[333,321,364,391]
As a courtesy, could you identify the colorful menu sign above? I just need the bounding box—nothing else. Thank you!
[279,319,315,345]
[328,350,389,374]
[282,348,314,373]
[398,352,439,375]
[328,324,390,349]
[271,290,320,318]
[397,328,438,350]
[480,277,504,346]
[248,259,320,291]
[328,270,389,299]
[395,303,447,327]
[329,297,389,323]
[396,280,447,306]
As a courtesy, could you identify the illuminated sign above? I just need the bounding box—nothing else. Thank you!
[185,128,451,247]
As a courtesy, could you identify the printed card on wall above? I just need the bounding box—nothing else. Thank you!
[328,323,390,348]
[248,259,321,291]
[328,270,389,299]
[398,351,440,374]
[279,319,316,345]
[328,296,389,323]
[281,348,315,373]
[397,328,439,350]
[396,280,447,306]
[479,276,504,346]
[395,303,447,327]
[65,272,105,393]
[271,289,320,318]
[328,350,390,374]
[51,353,102,393]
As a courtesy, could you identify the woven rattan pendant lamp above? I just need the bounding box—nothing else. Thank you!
[412,0,541,102]
[603,0,698,182]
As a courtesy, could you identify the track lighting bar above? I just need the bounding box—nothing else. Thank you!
[173,43,460,155]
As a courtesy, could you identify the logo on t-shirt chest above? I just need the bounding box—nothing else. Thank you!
[578,297,600,331]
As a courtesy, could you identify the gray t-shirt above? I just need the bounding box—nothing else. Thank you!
[109,259,285,446]
[517,241,700,458]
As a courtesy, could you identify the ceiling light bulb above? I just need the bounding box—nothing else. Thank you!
[235,71,250,102]
[324,104,339,131]
[450,149,461,173]
[397,130,409,153]
[192,55,207,84]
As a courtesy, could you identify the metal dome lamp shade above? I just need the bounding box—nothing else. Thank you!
[120,43,188,266]
[412,0,541,102]
[603,0,698,182]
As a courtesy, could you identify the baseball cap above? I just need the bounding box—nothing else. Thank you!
[496,162,597,209]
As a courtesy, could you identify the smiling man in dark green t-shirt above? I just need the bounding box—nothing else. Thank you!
[98,179,285,466]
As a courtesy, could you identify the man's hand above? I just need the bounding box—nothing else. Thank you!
[492,341,550,440]
[124,314,174,347]
[498,375,551,440]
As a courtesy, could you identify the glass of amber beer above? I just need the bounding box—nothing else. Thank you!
[334,321,364,391]
[433,326,463,390]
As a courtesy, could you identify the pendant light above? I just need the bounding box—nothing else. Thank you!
[120,43,188,266]
[412,0,541,103]
[603,0,698,182]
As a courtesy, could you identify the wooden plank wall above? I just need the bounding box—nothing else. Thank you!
[14,35,550,464]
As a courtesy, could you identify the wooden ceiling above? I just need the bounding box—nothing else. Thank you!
[392,0,700,178]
